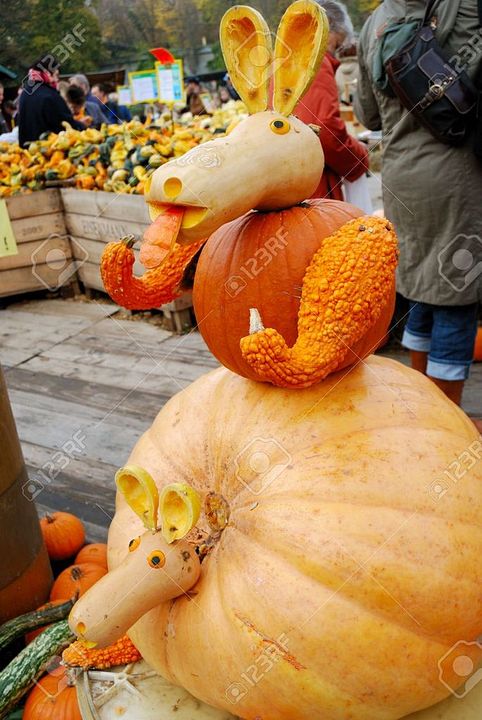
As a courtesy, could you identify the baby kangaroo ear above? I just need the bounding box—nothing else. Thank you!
[273,0,329,116]
[115,465,159,531]
[220,5,272,114]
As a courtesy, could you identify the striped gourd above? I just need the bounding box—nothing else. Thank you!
[0,599,74,651]
[0,619,74,718]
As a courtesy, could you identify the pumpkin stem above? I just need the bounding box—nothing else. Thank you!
[249,307,265,334]
[45,513,55,524]
[121,234,136,249]
[71,567,84,581]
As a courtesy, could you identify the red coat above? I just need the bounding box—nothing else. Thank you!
[295,53,369,201]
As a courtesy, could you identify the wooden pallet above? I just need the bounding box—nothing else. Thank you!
[61,189,195,332]
[1,190,74,298]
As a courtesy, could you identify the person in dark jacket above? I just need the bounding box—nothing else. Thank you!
[18,56,84,146]
[355,0,482,410]
[295,0,369,200]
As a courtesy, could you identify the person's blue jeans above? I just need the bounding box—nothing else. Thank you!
[402,302,479,381]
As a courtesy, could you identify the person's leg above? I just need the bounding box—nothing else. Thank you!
[431,378,464,405]
[411,351,428,374]
[401,301,433,374]
[426,304,479,406]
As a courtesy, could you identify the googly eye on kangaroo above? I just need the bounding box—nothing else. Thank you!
[145,0,330,245]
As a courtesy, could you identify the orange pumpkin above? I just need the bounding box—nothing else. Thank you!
[23,667,81,720]
[193,200,395,382]
[94,359,482,720]
[74,543,108,569]
[50,563,107,602]
[40,512,85,561]
[25,600,67,644]
[473,326,482,362]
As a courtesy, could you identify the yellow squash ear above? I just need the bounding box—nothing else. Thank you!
[273,0,330,116]
[220,5,272,114]
[115,465,159,531]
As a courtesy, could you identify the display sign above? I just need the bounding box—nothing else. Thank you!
[155,59,184,104]
[117,85,133,106]
[0,200,18,258]
[128,70,158,103]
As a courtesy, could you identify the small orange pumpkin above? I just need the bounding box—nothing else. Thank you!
[23,667,81,720]
[75,543,108,569]
[25,600,67,644]
[50,563,107,602]
[193,200,396,384]
[40,512,85,561]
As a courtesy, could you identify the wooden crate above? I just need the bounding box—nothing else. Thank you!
[61,189,194,331]
[0,190,74,298]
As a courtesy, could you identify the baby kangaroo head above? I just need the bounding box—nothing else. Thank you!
[68,467,202,647]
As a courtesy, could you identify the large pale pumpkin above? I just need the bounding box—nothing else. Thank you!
[105,358,482,720]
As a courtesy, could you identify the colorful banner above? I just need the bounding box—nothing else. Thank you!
[155,59,185,104]
[128,70,159,103]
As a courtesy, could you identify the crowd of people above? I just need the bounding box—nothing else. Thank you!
[0,66,134,146]
[0,0,480,416]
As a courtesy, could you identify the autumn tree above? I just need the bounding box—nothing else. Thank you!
[0,0,103,79]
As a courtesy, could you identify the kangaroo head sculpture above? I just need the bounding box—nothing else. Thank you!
[100,0,399,390]
[144,1,329,250]
[69,467,201,647]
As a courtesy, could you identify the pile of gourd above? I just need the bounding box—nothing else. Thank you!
[0,511,141,720]
[0,101,247,198]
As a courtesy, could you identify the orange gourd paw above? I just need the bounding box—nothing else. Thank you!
[240,216,399,388]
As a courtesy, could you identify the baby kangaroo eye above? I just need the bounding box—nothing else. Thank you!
[128,536,141,552]
[147,550,166,568]
[270,118,291,135]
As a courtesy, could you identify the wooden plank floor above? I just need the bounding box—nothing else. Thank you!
[1,298,219,541]
[1,297,481,542]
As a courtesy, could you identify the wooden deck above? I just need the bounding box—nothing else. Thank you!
[1,297,481,542]
[1,298,218,541]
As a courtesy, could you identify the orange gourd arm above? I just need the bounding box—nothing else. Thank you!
[100,236,205,310]
[240,216,398,388]
[62,635,141,669]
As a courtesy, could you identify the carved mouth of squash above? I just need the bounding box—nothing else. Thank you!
[147,202,209,230]
[142,203,209,267]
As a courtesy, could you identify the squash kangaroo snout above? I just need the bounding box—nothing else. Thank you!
[145,111,325,246]
[69,529,201,648]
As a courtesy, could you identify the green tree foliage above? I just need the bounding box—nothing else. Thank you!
[0,0,383,83]
[1,0,103,81]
